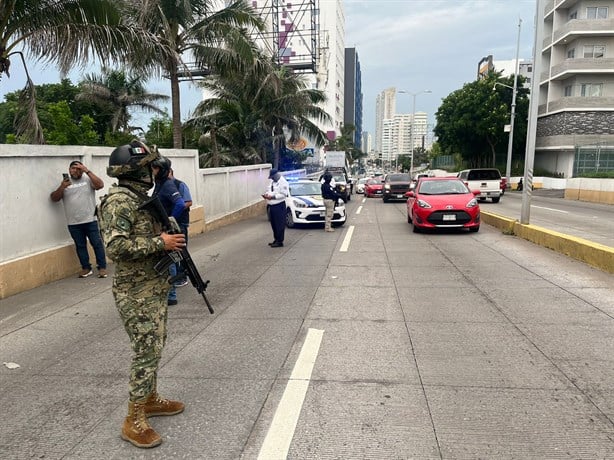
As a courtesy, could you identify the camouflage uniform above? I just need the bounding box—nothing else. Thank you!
[99,183,169,402]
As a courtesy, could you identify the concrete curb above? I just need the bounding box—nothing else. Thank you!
[481,211,614,274]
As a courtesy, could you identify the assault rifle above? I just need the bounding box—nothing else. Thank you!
[139,196,214,314]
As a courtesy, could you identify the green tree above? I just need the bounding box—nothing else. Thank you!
[77,68,169,133]
[126,0,265,148]
[0,0,148,143]
[0,79,121,145]
[145,115,174,149]
[434,72,529,168]
[188,58,331,168]
[43,101,99,145]
[327,123,365,167]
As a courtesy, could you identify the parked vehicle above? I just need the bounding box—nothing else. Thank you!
[285,179,346,228]
[364,178,383,198]
[406,177,481,233]
[355,178,369,194]
[457,168,502,203]
[382,173,412,202]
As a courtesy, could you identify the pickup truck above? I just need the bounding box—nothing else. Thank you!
[457,168,502,203]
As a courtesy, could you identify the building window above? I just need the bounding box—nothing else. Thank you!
[564,85,573,96]
[569,10,577,19]
[583,45,605,58]
[580,83,603,97]
[586,7,608,19]
[567,49,575,59]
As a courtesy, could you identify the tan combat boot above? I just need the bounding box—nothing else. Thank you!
[143,392,185,417]
[121,400,162,448]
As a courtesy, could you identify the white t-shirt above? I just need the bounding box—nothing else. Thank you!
[62,175,97,225]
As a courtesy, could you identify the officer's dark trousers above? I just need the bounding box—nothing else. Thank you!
[268,202,286,243]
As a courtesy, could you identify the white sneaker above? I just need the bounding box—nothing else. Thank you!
[78,269,93,278]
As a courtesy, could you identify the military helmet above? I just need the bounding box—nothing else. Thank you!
[107,140,159,181]
[151,156,172,181]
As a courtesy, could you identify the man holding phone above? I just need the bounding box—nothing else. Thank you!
[50,161,108,278]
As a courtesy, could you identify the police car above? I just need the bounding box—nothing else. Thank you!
[285,179,346,228]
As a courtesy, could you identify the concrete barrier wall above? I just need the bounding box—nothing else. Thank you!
[0,144,271,298]
[565,177,614,204]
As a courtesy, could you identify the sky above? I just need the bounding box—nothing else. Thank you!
[1,0,538,138]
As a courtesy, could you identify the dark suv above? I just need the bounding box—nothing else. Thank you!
[382,173,412,202]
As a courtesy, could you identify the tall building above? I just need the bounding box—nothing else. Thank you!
[493,59,533,88]
[317,0,345,139]
[537,1,614,177]
[361,131,372,156]
[380,112,429,165]
[375,87,397,155]
[344,47,363,148]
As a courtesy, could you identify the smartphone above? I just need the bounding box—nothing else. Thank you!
[62,173,69,181]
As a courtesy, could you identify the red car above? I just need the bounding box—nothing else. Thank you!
[364,178,383,198]
[406,177,481,233]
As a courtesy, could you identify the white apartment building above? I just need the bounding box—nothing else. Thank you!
[380,113,429,164]
[375,87,397,155]
[537,0,614,177]
[361,131,372,155]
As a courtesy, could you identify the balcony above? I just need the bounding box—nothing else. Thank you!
[552,19,614,46]
[550,58,614,80]
[539,96,614,115]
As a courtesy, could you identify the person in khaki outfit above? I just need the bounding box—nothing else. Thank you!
[98,140,186,448]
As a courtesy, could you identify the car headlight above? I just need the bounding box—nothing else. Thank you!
[293,199,307,208]
[384,184,390,190]
[466,198,478,208]
[338,185,346,191]
[417,199,432,209]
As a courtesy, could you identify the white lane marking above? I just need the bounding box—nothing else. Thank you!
[533,205,569,214]
[339,225,355,252]
[257,328,324,460]
[362,198,366,203]
[356,206,363,215]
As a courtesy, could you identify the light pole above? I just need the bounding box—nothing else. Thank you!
[399,89,432,176]
[493,18,522,191]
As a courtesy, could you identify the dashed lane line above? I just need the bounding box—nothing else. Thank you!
[257,328,324,460]
[339,225,355,252]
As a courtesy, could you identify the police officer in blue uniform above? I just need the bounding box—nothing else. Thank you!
[262,169,289,247]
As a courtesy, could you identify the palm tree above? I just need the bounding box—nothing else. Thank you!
[188,58,331,168]
[77,69,169,133]
[257,65,331,169]
[0,0,150,143]
[127,0,265,148]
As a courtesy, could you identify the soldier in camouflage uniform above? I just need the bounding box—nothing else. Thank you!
[98,140,187,449]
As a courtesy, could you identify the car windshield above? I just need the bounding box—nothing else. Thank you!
[467,169,501,180]
[367,179,380,185]
[418,180,469,195]
[388,174,411,182]
[290,182,321,196]
[358,178,369,184]
[333,175,345,182]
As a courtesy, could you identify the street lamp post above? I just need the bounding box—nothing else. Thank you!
[494,18,522,190]
[399,89,432,176]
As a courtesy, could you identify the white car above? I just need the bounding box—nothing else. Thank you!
[285,179,346,228]
[355,178,369,194]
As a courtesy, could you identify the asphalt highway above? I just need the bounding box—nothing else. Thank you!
[1,194,614,459]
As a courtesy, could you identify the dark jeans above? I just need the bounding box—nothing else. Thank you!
[67,221,107,270]
[268,202,286,243]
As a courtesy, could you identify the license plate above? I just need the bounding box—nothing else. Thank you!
[443,214,456,221]
[396,194,404,198]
